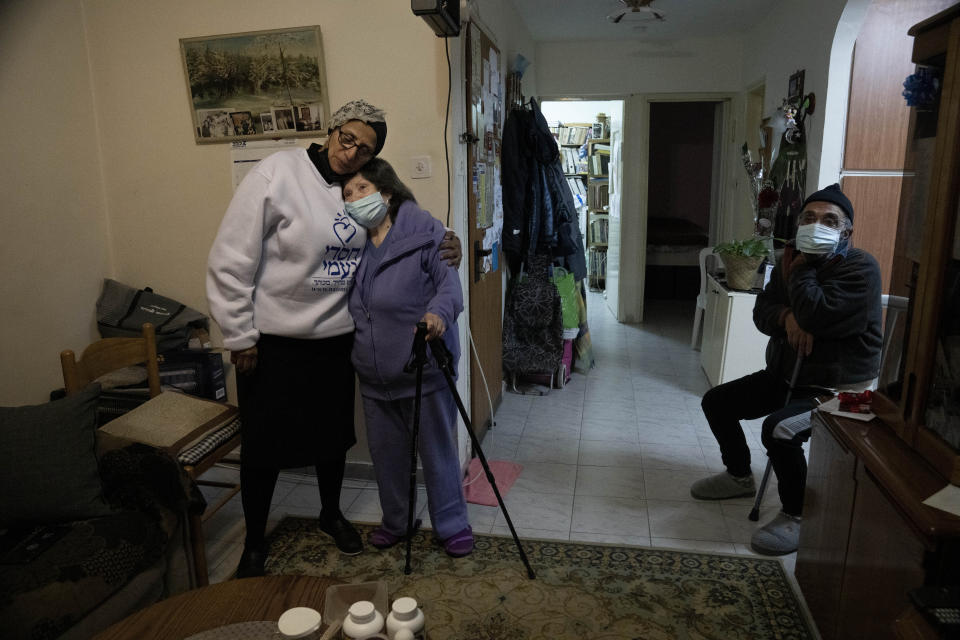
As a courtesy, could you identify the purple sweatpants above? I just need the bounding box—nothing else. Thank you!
[362,389,469,540]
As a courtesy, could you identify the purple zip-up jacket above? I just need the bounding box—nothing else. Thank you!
[348,200,463,401]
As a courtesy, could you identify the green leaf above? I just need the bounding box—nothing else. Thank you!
[713,236,770,258]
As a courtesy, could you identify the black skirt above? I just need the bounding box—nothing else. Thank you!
[237,332,356,469]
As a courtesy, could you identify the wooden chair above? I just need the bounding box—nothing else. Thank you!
[61,322,162,397]
[60,322,239,587]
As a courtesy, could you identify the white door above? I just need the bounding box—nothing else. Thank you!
[605,105,624,318]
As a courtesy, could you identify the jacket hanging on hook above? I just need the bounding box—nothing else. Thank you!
[501,98,586,280]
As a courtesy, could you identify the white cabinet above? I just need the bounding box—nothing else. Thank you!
[700,274,768,387]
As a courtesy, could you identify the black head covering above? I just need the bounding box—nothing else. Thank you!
[802,183,854,223]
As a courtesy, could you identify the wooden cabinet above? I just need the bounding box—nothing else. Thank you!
[793,412,857,638]
[797,8,960,638]
[699,274,768,386]
[797,411,960,639]
[878,3,960,484]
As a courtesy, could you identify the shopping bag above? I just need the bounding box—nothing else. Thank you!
[551,267,579,330]
[96,279,209,352]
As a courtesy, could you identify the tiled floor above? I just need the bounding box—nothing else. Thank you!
[200,292,796,584]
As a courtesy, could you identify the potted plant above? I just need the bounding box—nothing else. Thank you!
[714,236,771,291]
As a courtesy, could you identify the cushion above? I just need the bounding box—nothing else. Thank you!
[177,417,241,466]
[99,391,238,453]
[0,384,112,524]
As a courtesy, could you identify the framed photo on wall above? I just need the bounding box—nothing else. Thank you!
[180,26,330,144]
[788,69,805,104]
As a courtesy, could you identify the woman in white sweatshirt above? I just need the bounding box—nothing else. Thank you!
[206,100,459,578]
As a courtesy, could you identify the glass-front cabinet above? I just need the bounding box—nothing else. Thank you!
[878,4,960,484]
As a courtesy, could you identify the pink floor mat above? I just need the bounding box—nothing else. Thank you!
[463,458,523,506]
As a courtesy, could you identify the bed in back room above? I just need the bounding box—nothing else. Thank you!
[645,216,709,300]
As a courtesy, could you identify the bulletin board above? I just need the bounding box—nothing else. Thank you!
[464,21,503,443]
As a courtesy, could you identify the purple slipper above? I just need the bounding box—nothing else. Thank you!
[369,519,421,549]
[443,526,474,557]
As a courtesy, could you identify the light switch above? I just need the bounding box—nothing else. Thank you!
[411,155,432,179]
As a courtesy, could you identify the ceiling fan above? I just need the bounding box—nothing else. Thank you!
[607,0,666,24]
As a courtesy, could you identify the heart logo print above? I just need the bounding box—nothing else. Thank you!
[333,214,357,245]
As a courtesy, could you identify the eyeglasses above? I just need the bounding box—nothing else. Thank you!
[799,209,844,229]
[337,128,375,160]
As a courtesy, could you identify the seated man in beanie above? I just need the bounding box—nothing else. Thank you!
[690,184,882,555]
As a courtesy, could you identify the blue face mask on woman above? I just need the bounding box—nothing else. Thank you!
[344,191,388,229]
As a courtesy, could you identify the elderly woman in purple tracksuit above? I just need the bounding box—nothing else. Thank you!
[343,158,473,557]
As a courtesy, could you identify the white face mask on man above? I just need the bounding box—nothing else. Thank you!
[344,191,389,228]
[795,222,841,255]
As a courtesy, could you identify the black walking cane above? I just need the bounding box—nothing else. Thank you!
[748,354,804,522]
[427,326,536,580]
[401,324,431,575]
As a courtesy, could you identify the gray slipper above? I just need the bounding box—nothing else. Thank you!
[751,511,801,555]
[690,471,756,500]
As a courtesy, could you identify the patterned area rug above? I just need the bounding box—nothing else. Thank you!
[265,517,815,640]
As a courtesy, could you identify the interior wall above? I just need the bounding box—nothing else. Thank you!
[1,0,536,420]
[81,0,459,332]
[533,0,855,322]
[539,100,617,124]
[0,0,863,405]
[741,0,862,192]
[535,36,743,96]
[470,0,539,99]
[0,0,113,405]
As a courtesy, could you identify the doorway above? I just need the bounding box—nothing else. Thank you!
[619,94,732,324]
[644,101,719,304]
[539,99,625,320]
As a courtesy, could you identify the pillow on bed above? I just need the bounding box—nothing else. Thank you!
[0,384,112,524]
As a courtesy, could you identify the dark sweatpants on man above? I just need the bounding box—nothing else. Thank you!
[701,371,822,516]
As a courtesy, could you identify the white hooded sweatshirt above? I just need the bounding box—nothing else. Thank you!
[206,148,367,350]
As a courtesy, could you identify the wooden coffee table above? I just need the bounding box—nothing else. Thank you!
[93,575,339,640]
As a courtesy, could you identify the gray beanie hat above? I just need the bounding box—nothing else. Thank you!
[328,99,387,155]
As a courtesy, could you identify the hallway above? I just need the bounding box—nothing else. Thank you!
[200,292,791,583]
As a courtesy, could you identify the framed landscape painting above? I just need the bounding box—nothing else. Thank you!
[180,26,330,143]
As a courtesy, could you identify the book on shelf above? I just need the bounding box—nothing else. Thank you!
[589,217,609,244]
[558,124,591,146]
[567,147,588,174]
[589,247,607,285]
[560,147,576,174]
[590,154,610,176]
[565,176,587,209]
[588,181,609,210]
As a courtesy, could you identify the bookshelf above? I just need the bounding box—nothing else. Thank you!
[554,122,591,255]
[586,138,610,291]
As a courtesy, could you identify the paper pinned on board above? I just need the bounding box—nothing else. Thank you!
[923,483,960,518]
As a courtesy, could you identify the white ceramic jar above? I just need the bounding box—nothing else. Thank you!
[277,607,322,639]
[342,600,385,640]
[385,597,425,640]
